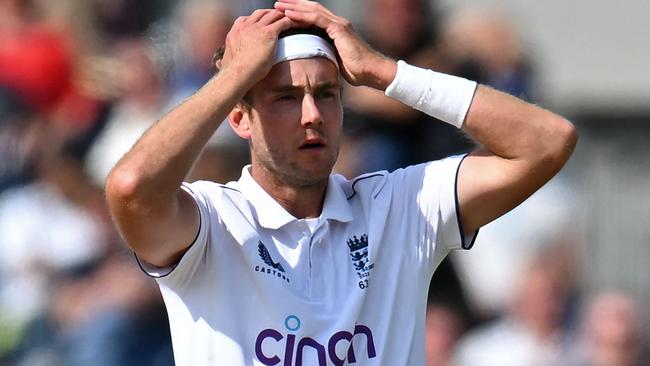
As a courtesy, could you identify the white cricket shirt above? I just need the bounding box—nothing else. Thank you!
[140,156,476,365]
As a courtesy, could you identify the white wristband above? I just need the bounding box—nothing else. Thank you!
[384,60,477,128]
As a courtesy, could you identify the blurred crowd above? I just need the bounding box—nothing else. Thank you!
[0,0,646,365]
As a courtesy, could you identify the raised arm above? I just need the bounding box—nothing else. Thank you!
[105,10,295,267]
[275,0,577,234]
[456,87,577,232]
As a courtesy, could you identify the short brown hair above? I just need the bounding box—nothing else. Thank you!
[210,26,335,73]
[210,27,336,107]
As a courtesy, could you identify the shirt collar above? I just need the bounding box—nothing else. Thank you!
[237,165,353,229]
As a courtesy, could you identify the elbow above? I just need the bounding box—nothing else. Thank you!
[105,167,143,211]
[555,118,578,162]
[541,117,578,171]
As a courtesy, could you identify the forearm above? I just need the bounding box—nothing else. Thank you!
[382,61,577,231]
[382,61,576,167]
[464,85,577,171]
[106,70,248,208]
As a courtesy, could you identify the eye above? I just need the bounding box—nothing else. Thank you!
[317,90,338,100]
[277,94,296,102]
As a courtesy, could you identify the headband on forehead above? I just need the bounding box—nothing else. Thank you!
[274,34,339,69]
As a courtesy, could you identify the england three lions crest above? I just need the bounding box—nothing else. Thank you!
[347,234,374,290]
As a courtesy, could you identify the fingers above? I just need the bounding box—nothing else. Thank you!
[256,10,298,35]
[276,8,335,31]
[274,1,342,31]
[269,16,296,33]
[233,9,295,36]
[247,8,274,23]
[274,0,336,18]
[278,9,322,28]
[243,9,296,30]
[258,9,285,25]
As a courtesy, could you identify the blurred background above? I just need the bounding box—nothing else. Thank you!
[0,0,648,365]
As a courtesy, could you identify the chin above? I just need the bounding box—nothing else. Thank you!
[294,170,331,187]
[292,163,333,187]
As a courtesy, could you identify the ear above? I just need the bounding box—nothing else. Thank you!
[228,104,251,139]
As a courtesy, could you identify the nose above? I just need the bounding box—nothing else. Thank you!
[301,94,323,127]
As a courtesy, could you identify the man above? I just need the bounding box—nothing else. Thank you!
[105,1,577,365]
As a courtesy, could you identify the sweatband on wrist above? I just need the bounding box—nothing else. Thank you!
[384,60,477,128]
[274,34,339,70]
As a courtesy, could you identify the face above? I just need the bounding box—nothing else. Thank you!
[232,58,343,188]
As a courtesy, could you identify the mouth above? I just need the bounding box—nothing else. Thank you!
[298,138,326,150]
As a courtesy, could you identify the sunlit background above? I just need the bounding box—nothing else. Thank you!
[1,0,648,365]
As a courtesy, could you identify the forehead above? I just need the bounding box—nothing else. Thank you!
[256,58,340,90]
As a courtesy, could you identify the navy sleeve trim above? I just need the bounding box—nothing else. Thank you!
[134,252,177,279]
[218,184,241,193]
[455,154,479,250]
[347,173,384,200]
[134,194,203,279]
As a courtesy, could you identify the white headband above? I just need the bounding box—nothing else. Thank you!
[274,34,339,69]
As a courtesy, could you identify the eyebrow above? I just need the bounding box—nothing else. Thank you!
[268,82,342,94]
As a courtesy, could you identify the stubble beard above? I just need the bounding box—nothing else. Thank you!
[253,144,339,189]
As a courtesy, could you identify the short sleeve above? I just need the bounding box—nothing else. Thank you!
[136,181,212,286]
[424,154,478,250]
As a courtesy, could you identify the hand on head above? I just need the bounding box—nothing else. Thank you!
[219,9,296,88]
[274,0,395,88]
[219,1,396,91]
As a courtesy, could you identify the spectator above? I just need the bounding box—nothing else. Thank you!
[166,0,234,105]
[8,251,173,366]
[569,291,647,366]
[442,7,534,100]
[0,88,41,193]
[84,37,169,186]
[452,245,574,366]
[0,0,111,162]
[0,0,73,115]
[0,129,110,362]
[91,0,174,43]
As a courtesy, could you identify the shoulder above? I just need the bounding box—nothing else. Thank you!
[339,171,388,201]
[182,179,261,228]
[182,180,244,200]
[339,156,465,201]
[182,179,250,217]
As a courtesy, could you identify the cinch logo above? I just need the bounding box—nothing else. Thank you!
[255,315,377,366]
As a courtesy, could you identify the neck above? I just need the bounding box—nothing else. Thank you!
[251,164,328,219]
